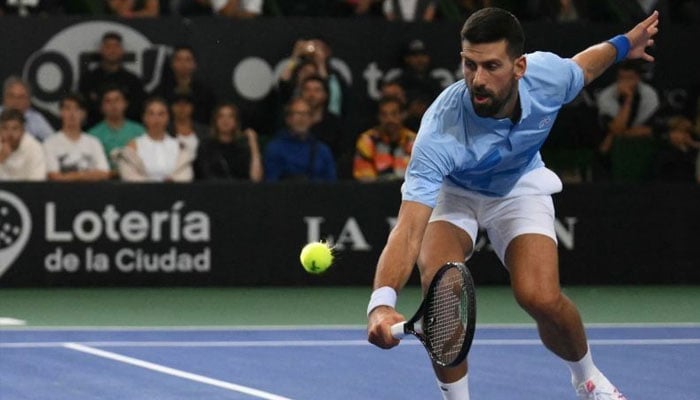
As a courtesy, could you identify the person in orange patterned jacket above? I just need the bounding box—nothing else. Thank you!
[353,97,416,181]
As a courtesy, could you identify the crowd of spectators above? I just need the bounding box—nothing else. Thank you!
[1,2,699,185]
[1,0,699,24]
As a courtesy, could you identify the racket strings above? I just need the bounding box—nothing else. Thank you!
[425,267,469,364]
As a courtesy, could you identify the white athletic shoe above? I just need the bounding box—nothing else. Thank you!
[574,372,627,400]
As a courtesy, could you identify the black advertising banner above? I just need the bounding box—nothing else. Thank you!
[1,182,699,287]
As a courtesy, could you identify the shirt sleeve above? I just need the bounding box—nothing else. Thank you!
[400,114,458,208]
[90,137,110,172]
[42,139,59,173]
[27,139,47,181]
[526,52,585,106]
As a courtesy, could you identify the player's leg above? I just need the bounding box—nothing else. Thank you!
[505,234,587,360]
[488,193,627,399]
[417,220,473,399]
[505,234,627,399]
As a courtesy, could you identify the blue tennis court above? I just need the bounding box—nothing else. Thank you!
[2,324,699,399]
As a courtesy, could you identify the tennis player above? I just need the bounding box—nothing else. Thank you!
[367,7,659,400]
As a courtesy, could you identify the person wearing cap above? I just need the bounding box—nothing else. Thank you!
[396,38,444,132]
[79,31,147,127]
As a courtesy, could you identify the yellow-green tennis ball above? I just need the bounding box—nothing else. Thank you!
[299,242,333,274]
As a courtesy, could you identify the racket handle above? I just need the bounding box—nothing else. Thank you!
[390,322,406,339]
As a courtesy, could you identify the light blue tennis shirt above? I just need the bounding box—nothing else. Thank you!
[403,51,585,207]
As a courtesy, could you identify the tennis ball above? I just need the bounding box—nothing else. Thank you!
[299,242,333,274]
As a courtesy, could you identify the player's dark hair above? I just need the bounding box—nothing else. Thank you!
[460,7,525,59]
[0,108,25,125]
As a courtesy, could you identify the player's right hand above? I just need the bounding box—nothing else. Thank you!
[367,306,405,349]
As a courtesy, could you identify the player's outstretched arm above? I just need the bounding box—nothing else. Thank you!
[367,200,433,349]
[573,10,659,85]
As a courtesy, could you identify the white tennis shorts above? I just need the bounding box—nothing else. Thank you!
[429,168,563,264]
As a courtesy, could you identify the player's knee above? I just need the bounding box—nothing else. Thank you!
[514,287,563,317]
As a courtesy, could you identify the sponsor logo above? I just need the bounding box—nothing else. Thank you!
[0,191,31,279]
[23,21,169,116]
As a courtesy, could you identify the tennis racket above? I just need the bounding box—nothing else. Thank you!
[391,262,476,367]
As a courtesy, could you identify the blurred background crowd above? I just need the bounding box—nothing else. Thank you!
[0,0,699,24]
[0,0,699,185]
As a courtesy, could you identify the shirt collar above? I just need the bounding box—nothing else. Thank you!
[462,80,532,135]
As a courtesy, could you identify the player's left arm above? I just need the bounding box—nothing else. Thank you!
[572,10,659,86]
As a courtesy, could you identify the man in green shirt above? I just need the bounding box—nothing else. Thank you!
[88,85,144,174]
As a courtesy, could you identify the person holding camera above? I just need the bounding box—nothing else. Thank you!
[278,38,348,119]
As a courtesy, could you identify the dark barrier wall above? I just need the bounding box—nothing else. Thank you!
[1,182,699,287]
[0,17,698,136]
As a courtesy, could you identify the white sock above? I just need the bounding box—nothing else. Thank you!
[437,374,470,400]
[566,347,600,385]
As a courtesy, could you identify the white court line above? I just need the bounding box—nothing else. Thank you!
[2,322,699,330]
[3,338,700,349]
[0,317,26,326]
[62,343,294,400]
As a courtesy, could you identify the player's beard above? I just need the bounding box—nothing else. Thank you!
[470,78,518,118]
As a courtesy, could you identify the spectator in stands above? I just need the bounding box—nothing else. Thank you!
[527,0,588,22]
[0,108,46,181]
[195,103,263,181]
[172,0,261,17]
[438,0,492,21]
[396,39,443,132]
[153,45,216,125]
[353,97,415,181]
[88,85,144,174]
[380,80,408,107]
[276,58,320,119]
[268,0,334,16]
[168,92,208,155]
[79,31,147,127]
[0,76,55,142]
[264,97,336,182]
[382,0,437,21]
[653,116,699,182]
[334,0,383,17]
[0,0,63,16]
[43,93,111,182]
[299,76,349,176]
[116,97,194,182]
[279,38,348,118]
[105,0,160,17]
[596,60,660,182]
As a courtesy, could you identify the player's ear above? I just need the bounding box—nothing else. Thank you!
[513,55,526,80]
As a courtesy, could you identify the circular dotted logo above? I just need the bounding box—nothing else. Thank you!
[0,191,31,278]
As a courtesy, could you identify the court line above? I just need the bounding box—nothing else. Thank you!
[62,343,295,400]
[2,322,700,330]
[3,338,700,349]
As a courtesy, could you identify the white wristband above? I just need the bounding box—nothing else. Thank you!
[367,286,397,317]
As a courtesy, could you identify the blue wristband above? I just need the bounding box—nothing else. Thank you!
[607,34,631,63]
